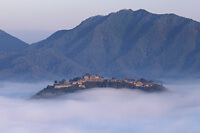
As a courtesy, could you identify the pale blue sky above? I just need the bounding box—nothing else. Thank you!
[0,0,199,43]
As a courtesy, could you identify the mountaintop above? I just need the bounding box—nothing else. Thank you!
[0,9,200,81]
[32,73,166,99]
[0,30,29,53]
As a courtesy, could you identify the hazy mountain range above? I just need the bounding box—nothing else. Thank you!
[0,30,28,53]
[0,9,200,81]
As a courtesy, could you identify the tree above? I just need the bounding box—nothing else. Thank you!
[129,78,135,81]
[139,78,147,83]
[149,80,153,83]
[85,73,90,76]
[62,79,66,82]
[72,77,81,81]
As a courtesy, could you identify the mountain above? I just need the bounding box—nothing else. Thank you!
[0,30,29,74]
[0,30,29,53]
[0,9,200,81]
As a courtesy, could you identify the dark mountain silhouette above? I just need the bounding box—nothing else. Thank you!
[0,30,29,52]
[0,9,200,81]
[0,30,29,76]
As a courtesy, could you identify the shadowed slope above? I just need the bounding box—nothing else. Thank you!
[0,9,200,81]
[0,30,29,52]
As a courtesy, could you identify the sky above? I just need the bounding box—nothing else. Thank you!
[0,82,200,133]
[0,0,199,43]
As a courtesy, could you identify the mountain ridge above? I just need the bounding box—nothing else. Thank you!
[0,30,29,53]
[0,9,200,81]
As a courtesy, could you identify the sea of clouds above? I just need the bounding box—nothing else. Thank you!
[0,81,200,133]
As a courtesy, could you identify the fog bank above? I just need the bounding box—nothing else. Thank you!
[0,82,200,133]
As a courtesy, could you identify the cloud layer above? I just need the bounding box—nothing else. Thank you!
[0,82,200,133]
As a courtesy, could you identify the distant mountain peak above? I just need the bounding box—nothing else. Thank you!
[117,9,133,13]
[116,9,149,14]
[0,29,29,52]
[135,9,149,13]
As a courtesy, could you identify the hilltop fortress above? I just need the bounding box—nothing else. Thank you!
[54,73,153,89]
[33,74,166,99]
